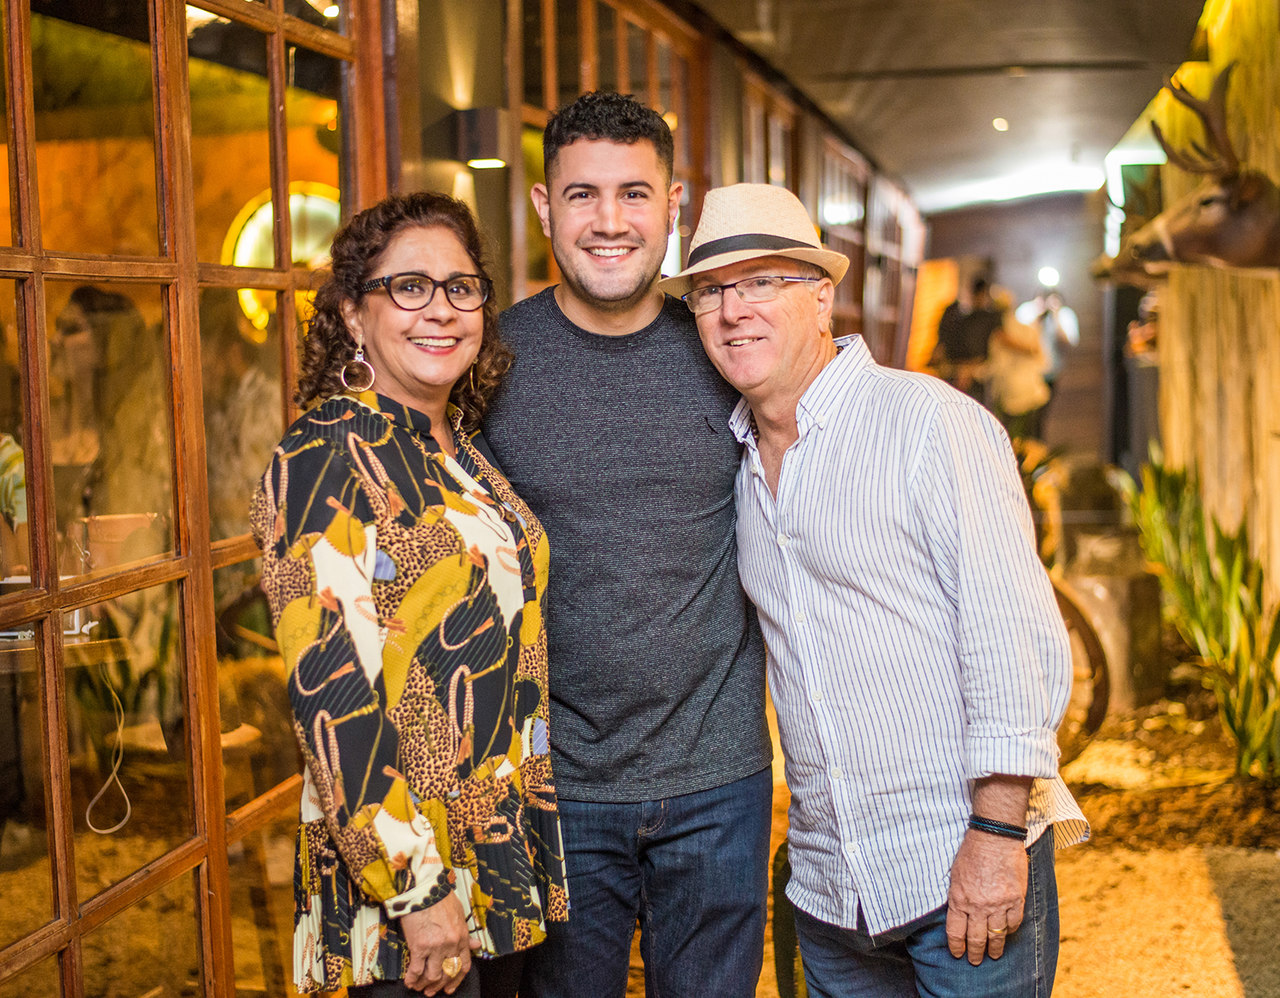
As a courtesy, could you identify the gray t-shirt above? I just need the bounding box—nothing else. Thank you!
[483,288,769,802]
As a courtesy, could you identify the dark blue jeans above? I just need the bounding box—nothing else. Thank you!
[523,767,773,998]
[793,829,1059,998]
[346,949,525,998]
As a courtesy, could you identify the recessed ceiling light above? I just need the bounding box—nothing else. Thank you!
[992,117,1009,132]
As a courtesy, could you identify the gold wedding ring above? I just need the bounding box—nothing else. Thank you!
[988,927,1008,935]
[442,956,462,977]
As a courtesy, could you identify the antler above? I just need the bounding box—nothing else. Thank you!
[1150,61,1240,179]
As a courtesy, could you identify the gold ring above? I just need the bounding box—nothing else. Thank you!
[442,956,462,977]
[988,927,1008,935]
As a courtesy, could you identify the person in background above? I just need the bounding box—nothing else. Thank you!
[932,277,1003,401]
[661,183,1088,998]
[483,91,771,998]
[985,287,1050,441]
[52,285,171,568]
[251,191,568,998]
[1015,289,1079,437]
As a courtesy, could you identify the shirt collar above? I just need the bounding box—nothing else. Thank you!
[728,334,871,444]
[345,389,445,442]
[797,335,867,430]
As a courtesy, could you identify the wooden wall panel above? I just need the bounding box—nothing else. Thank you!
[1154,0,1280,587]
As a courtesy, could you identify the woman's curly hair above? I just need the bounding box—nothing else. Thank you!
[296,191,512,431]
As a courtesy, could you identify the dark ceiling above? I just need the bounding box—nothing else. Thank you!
[691,0,1208,214]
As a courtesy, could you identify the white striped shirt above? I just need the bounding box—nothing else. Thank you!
[731,335,1088,936]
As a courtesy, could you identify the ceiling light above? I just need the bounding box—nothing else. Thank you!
[992,118,1009,132]
[323,4,339,16]
[1038,266,1060,288]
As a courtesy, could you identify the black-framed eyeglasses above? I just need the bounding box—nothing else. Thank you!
[682,275,820,315]
[358,272,492,312]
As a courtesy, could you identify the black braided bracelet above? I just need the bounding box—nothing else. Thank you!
[968,814,1028,840]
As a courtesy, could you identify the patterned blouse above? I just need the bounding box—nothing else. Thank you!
[251,391,568,992]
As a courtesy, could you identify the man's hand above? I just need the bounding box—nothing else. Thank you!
[944,829,1028,965]
[400,893,480,995]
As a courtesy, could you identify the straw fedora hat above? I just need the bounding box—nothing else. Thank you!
[657,183,849,298]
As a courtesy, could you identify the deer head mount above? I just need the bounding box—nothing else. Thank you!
[1122,62,1280,272]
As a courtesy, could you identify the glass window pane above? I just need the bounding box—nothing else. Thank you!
[81,871,201,995]
[64,580,191,903]
[744,97,766,184]
[669,53,689,172]
[656,40,672,123]
[33,6,159,256]
[286,45,343,267]
[228,813,299,995]
[627,21,647,103]
[0,280,29,586]
[214,561,299,806]
[769,116,791,187]
[46,283,173,577]
[188,17,273,267]
[595,3,617,93]
[201,288,283,542]
[522,0,545,108]
[0,636,52,949]
[0,954,60,998]
[557,0,581,108]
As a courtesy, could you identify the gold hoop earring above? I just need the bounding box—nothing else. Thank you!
[340,342,376,393]
[468,364,476,393]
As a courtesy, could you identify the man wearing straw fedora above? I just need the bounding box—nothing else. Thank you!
[658,183,1088,998]
[483,94,771,997]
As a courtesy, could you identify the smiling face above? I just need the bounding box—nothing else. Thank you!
[531,138,681,333]
[692,256,835,406]
[340,224,484,419]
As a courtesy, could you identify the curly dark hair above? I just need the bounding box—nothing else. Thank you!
[296,191,511,431]
[543,91,674,183]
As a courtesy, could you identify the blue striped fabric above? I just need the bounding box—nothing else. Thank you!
[730,335,1088,936]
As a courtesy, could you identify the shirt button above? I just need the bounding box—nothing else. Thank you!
[832,766,844,780]
[811,689,824,702]
[778,533,788,547]
[845,841,857,855]
[794,610,807,623]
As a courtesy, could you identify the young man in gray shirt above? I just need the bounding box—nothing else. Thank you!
[483,92,771,997]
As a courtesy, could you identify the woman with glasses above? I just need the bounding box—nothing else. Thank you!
[252,192,567,998]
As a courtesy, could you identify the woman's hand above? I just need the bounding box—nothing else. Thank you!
[400,893,480,995]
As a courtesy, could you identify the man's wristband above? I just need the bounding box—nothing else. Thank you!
[968,814,1028,840]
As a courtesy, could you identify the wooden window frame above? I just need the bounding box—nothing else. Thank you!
[0,1,386,994]
[819,134,870,338]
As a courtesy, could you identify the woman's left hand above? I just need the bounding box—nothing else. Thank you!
[400,893,479,995]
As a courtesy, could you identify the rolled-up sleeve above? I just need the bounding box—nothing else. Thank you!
[914,401,1070,782]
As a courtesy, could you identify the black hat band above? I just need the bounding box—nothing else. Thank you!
[687,233,818,266]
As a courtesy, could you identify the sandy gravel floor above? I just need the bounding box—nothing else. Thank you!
[1056,845,1280,998]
